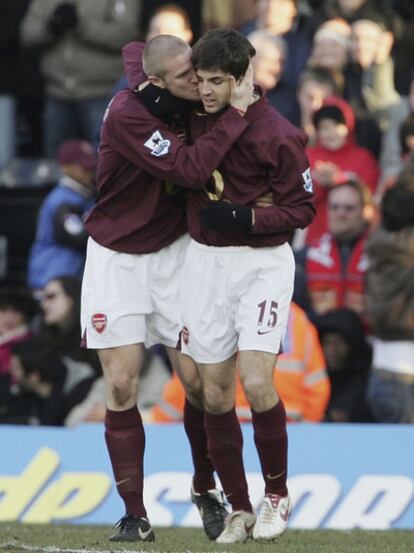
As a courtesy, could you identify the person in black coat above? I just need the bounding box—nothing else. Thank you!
[314,307,374,422]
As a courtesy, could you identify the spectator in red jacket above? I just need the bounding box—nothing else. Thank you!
[305,95,379,244]
[294,177,372,323]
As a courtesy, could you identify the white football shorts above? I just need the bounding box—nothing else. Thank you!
[81,234,189,349]
[180,239,295,363]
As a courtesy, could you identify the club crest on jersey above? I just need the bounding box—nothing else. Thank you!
[91,313,107,333]
[144,130,171,157]
[302,167,313,193]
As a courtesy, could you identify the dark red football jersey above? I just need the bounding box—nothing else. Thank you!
[84,42,249,254]
[187,95,316,247]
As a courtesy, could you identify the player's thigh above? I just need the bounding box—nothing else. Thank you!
[81,238,150,349]
[237,242,295,355]
[147,234,190,349]
[179,241,238,363]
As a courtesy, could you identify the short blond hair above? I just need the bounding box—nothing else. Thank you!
[143,34,190,78]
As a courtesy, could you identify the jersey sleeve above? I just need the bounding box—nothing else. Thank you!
[251,134,316,234]
[106,101,249,190]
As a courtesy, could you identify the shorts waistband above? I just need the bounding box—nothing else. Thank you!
[189,238,287,254]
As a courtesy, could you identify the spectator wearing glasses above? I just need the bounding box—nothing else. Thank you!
[36,276,101,415]
[294,178,371,322]
[305,95,379,244]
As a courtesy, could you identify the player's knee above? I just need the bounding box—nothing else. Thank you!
[105,371,139,408]
[111,386,136,408]
[204,383,234,414]
[241,371,266,393]
[242,373,277,409]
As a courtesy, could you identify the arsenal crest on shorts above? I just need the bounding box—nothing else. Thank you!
[92,313,107,333]
[182,326,189,345]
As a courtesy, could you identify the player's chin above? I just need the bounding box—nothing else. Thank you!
[202,103,219,113]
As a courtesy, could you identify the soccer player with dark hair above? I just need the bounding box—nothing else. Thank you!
[179,28,315,543]
[81,34,254,543]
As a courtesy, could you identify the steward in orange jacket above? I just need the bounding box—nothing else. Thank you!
[151,303,330,423]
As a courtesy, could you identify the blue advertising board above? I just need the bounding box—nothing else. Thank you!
[0,423,413,529]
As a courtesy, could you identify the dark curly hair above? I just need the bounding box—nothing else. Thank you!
[192,28,255,81]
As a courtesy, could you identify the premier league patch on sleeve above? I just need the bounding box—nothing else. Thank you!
[144,130,171,157]
[302,167,313,193]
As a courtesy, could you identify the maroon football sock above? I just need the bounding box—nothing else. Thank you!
[252,401,288,496]
[205,408,252,512]
[105,406,147,517]
[183,399,216,493]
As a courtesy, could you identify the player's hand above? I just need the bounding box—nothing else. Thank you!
[229,62,254,115]
[200,201,252,232]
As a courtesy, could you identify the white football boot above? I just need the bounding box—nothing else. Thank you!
[216,510,256,543]
[253,493,291,540]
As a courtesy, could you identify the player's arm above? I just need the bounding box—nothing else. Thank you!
[104,49,253,189]
[250,139,316,234]
[105,96,251,190]
[200,135,316,234]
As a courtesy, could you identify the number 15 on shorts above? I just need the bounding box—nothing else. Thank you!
[257,300,278,335]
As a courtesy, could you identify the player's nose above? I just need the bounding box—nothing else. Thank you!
[199,81,212,96]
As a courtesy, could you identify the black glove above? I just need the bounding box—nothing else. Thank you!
[47,2,78,36]
[200,201,252,232]
[137,83,191,124]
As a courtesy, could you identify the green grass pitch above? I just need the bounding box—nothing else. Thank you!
[1,523,414,553]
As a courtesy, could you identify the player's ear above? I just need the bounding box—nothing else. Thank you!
[147,75,166,89]
[237,62,254,84]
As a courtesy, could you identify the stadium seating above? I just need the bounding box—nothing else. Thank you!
[0,159,59,283]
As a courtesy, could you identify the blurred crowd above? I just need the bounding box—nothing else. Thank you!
[1,0,414,426]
